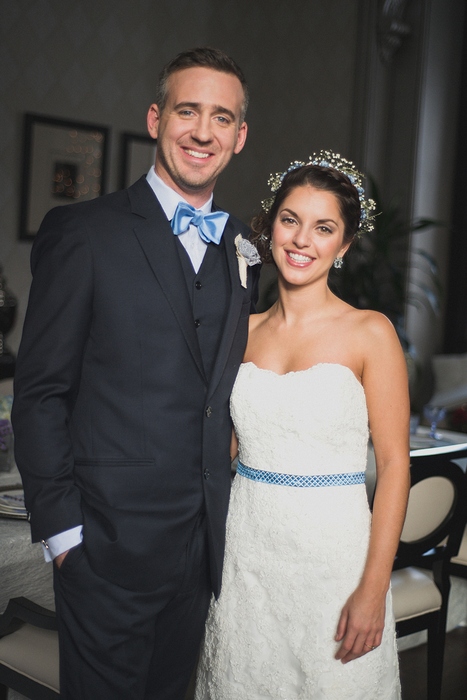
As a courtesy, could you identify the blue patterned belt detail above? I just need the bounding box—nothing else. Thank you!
[237,461,366,488]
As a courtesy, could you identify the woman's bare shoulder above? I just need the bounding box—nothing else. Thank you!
[337,308,403,369]
[346,307,398,339]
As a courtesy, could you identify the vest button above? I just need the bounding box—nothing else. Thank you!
[194,319,201,328]
[204,468,210,480]
[195,281,202,289]
[205,406,212,418]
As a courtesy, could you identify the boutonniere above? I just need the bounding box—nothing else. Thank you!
[234,235,261,288]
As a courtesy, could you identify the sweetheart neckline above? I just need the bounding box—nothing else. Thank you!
[240,361,363,390]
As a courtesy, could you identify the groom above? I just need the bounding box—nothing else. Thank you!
[12,47,258,699]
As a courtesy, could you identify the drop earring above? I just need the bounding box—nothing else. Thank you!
[269,240,273,251]
[333,257,344,269]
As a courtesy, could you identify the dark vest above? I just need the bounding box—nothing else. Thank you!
[177,239,230,379]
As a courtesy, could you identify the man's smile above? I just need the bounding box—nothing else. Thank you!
[183,148,211,159]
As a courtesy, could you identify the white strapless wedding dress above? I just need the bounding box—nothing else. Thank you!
[195,362,401,699]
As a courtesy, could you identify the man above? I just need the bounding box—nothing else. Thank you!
[12,47,258,699]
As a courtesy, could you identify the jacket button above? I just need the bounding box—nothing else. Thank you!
[205,406,212,417]
[194,319,201,328]
[204,468,210,480]
[195,281,202,289]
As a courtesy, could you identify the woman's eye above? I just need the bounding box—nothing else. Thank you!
[318,226,332,234]
[281,216,296,225]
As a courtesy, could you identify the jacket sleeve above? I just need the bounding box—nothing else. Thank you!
[12,205,93,542]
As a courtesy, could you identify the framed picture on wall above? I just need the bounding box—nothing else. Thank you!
[19,113,110,240]
[120,132,156,189]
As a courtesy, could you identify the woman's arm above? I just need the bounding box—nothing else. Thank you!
[335,312,410,663]
[230,429,238,461]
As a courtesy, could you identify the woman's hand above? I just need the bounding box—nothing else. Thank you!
[334,584,386,664]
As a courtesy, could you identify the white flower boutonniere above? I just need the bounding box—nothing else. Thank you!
[234,235,261,288]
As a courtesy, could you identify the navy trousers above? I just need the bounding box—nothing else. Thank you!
[53,514,210,699]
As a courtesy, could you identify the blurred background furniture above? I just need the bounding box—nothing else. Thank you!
[430,353,467,411]
[0,598,58,700]
[0,519,54,617]
[391,450,467,700]
[0,521,54,698]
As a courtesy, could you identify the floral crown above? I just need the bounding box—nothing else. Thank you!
[262,149,376,237]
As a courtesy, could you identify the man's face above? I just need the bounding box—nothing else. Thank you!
[147,66,247,205]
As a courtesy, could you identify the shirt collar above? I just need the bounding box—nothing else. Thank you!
[146,167,213,221]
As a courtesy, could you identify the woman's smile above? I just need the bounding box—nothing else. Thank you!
[285,250,316,266]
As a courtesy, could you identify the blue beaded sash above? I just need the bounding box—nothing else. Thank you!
[237,461,365,488]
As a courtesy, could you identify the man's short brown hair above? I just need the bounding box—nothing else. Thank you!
[156,47,249,123]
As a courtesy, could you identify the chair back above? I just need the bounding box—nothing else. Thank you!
[396,449,467,566]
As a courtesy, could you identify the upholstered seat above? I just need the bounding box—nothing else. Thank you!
[392,568,441,621]
[0,597,59,700]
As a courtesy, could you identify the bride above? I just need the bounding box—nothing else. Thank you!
[195,152,410,699]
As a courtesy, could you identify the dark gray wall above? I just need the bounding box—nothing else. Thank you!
[1,0,465,367]
[1,0,362,353]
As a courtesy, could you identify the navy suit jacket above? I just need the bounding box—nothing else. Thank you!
[12,176,258,594]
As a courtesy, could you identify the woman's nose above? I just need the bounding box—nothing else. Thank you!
[293,226,312,248]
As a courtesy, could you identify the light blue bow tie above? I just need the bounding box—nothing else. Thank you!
[171,201,229,245]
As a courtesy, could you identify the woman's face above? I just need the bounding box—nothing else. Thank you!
[271,184,349,288]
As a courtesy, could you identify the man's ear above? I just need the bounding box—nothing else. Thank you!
[147,104,160,140]
[233,121,248,155]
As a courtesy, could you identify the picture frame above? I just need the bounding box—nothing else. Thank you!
[119,132,156,190]
[19,113,110,240]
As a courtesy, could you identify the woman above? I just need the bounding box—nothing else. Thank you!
[195,151,410,699]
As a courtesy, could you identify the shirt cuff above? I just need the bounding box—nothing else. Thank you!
[41,525,83,562]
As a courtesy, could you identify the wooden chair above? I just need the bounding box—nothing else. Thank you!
[391,448,467,700]
[449,448,467,580]
[450,523,467,577]
[0,597,59,699]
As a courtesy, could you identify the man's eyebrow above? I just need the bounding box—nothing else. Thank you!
[174,102,236,121]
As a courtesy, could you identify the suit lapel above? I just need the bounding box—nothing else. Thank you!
[128,178,207,383]
[207,217,246,398]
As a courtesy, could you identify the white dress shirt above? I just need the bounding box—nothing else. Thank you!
[147,166,213,273]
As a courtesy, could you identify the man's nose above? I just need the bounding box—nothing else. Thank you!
[191,114,213,143]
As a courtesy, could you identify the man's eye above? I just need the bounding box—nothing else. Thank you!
[215,116,230,124]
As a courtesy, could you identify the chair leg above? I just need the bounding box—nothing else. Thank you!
[426,612,447,700]
[0,683,7,700]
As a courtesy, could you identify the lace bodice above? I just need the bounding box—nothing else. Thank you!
[231,362,369,475]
